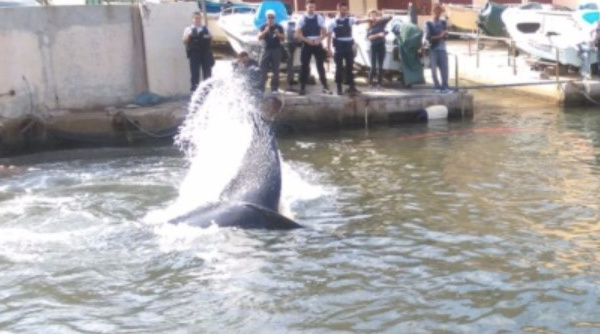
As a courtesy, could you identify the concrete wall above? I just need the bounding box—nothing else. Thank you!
[0,5,146,118]
[141,2,198,97]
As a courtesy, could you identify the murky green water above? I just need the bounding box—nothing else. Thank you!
[1,90,600,333]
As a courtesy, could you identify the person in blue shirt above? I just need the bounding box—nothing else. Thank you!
[295,0,331,96]
[182,12,215,92]
[424,4,451,93]
[258,9,285,93]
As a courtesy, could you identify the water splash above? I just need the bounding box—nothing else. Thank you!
[171,74,262,216]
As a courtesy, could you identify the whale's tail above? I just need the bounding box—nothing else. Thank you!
[169,201,302,230]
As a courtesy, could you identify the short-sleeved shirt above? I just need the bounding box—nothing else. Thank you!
[296,14,326,41]
[259,23,284,49]
[327,16,357,42]
[425,19,447,51]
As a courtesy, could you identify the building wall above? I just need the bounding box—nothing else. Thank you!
[0,5,145,118]
[141,2,198,97]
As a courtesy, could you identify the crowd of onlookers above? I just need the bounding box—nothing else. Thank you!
[182,1,454,97]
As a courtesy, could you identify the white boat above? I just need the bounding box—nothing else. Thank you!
[501,1,598,69]
[353,15,412,76]
[217,1,300,69]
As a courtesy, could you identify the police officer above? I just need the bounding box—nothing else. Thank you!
[183,12,215,92]
[295,0,331,96]
[327,2,367,96]
[258,9,285,94]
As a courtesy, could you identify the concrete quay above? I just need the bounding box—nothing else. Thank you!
[0,85,473,157]
[446,40,600,106]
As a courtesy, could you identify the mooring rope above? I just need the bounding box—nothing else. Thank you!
[115,110,178,138]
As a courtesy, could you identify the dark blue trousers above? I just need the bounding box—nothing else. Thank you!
[189,52,212,92]
[334,41,355,88]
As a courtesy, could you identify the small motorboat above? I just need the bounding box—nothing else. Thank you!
[502,1,597,69]
[199,0,256,43]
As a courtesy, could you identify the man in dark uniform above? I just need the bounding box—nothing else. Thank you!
[327,2,367,96]
[295,0,331,96]
[183,12,215,92]
[258,9,285,94]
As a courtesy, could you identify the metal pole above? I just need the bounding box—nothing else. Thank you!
[555,47,559,90]
[476,28,480,68]
[294,0,298,12]
[454,53,459,89]
[512,40,517,75]
[199,0,208,26]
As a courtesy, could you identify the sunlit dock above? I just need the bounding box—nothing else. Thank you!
[447,40,600,106]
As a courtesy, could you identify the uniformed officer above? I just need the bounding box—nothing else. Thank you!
[295,0,331,96]
[327,2,367,96]
[183,12,215,92]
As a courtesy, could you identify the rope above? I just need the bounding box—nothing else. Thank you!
[115,110,178,138]
[565,81,600,106]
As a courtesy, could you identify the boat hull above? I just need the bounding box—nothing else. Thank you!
[446,5,480,31]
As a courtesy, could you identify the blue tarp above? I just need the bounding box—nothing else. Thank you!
[253,1,289,29]
[197,0,254,14]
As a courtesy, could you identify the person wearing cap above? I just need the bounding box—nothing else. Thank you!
[258,9,285,94]
[327,2,368,96]
[295,0,331,95]
[183,12,215,92]
[424,4,451,94]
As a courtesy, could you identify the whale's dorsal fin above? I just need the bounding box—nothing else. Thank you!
[242,203,303,230]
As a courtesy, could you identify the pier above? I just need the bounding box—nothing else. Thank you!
[446,39,600,106]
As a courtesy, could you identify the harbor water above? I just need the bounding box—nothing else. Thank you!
[1,88,600,333]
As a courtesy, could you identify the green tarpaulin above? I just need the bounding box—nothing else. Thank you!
[394,22,425,87]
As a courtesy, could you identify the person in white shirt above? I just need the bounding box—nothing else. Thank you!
[182,12,214,92]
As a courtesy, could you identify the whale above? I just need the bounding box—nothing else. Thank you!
[169,104,302,230]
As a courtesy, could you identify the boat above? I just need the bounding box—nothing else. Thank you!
[446,4,480,32]
[200,1,255,43]
[353,15,412,80]
[501,1,597,69]
[218,1,300,69]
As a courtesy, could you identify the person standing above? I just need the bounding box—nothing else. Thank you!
[327,2,367,96]
[424,4,451,93]
[183,12,215,92]
[295,0,331,96]
[408,2,418,25]
[285,8,301,91]
[258,9,285,94]
[366,9,392,89]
